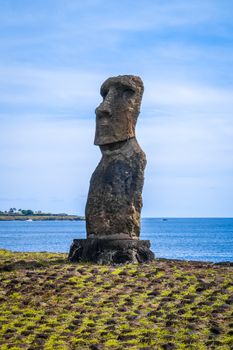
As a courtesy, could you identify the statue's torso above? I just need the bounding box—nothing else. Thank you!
[85,138,146,239]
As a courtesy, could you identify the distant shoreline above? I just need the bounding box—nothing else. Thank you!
[0,215,85,221]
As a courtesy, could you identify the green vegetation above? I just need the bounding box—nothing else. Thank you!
[0,215,84,221]
[0,249,232,349]
[0,209,85,221]
[0,208,36,215]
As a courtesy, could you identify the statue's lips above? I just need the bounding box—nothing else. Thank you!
[98,121,110,126]
[95,125,112,142]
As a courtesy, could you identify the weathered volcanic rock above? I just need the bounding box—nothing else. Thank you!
[85,138,146,239]
[86,75,146,239]
[68,75,154,264]
[94,75,144,145]
[68,238,154,264]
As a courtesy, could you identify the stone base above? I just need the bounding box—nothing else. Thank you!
[68,238,154,264]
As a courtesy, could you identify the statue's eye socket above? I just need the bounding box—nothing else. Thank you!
[123,88,135,99]
[102,90,108,99]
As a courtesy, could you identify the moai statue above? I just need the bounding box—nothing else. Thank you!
[68,75,154,264]
[86,75,145,239]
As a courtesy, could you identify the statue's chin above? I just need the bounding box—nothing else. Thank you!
[94,131,135,146]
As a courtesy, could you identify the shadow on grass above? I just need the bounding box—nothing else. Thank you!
[0,258,67,272]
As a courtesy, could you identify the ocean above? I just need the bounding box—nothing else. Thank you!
[0,218,232,262]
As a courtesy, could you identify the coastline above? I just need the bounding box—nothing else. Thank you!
[0,215,85,221]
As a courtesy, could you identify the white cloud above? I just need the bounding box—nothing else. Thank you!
[138,114,233,216]
[0,66,104,110]
[0,118,100,214]
[144,80,233,109]
[1,64,233,123]
[0,0,232,216]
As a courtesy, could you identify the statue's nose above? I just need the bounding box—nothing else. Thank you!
[96,99,112,117]
[96,88,114,116]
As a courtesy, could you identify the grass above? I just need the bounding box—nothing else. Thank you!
[0,249,232,349]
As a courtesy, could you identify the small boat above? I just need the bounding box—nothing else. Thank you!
[162,218,168,221]
[26,219,33,222]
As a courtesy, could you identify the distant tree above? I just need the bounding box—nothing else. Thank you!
[21,209,34,215]
[9,208,17,214]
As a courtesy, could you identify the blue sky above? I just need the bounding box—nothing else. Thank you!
[0,0,233,217]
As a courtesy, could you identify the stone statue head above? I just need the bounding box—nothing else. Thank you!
[94,75,144,145]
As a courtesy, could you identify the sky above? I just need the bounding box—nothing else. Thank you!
[0,0,233,217]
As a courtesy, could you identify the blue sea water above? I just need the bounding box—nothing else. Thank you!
[0,218,232,262]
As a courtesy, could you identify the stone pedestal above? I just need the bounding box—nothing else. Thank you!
[68,238,154,264]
